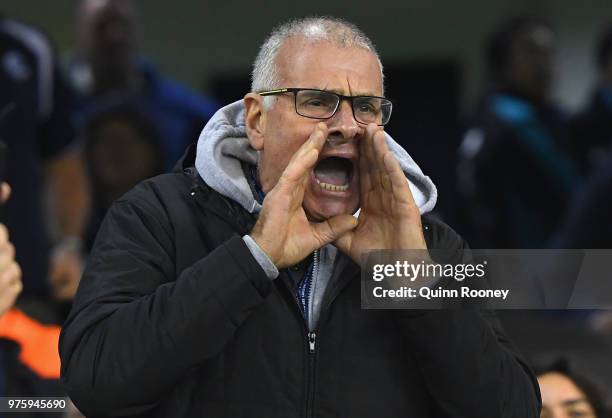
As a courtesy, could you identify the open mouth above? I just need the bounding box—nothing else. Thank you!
[313,156,354,192]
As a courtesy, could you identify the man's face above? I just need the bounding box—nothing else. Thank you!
[90,118,158,198]
[253,39,383,221]
[78,0,137,72]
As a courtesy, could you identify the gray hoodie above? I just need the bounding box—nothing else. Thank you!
[195,100,437,329]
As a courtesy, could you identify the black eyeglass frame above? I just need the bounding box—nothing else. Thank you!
[258,87,393,126]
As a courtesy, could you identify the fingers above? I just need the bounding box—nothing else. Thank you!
[0,224,9,245]
[382,149,417,207]
[0,260,22,314]
[0,224,21,311]
[372,130,394,192]
[11,274,22,296]
[368,126,416,208]
[333,229,353,256]
[0,241,15,271]
[311,214,357,248]
[277,123,328,190]
[0,260,21,288]
[0,183,11,204]
[359,139,372,195]
[0,273,21,316]
[359,124,381,195]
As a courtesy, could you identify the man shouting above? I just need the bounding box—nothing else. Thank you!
[60,17,540,417]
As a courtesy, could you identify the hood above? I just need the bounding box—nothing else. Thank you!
[195,100,437,215]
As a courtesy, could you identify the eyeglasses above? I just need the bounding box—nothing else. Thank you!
[258,88,393,126]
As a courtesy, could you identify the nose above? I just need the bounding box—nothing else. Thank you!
[326,100,363,145]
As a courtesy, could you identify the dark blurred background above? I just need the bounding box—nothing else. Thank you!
[2,0,612,414]
[3,0,607,110]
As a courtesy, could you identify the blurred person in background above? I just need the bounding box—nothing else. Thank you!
[550,20,612,341]
[549,147,612,336]
[569,22,612,176]
[0,15,89,309]
[457,16,579,248]
[0,181,66,416]
[537,359,609,418]
[81,98,164,251]
[70,0,219,171]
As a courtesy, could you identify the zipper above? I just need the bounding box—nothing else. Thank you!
[279,251,320,418]
[306,331,317,418]
[306,250,319,328]
[280,289,319,418]
[305,251,319,418]
[308,332,316,353]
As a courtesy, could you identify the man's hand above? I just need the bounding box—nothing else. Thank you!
[250,123,358,268]
[49,243,84,301]
[335,124,428,265]
[0,183,22,316]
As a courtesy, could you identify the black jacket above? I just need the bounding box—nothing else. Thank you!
[569,88,612,175]
[457,92,577,248]
[60,147,540,417]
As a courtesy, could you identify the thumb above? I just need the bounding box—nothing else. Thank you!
[333,230,353,255]
[311,215,357,247]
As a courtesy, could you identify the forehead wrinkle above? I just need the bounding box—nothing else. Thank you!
[280,42,382,96]
[306,86,378,97]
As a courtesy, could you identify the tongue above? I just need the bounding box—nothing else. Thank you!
[314,158,350,186]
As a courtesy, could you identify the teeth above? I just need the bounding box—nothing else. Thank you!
[315,178,349,192]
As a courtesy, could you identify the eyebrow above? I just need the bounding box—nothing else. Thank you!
[312,87,379,97]
[561,398,590,407]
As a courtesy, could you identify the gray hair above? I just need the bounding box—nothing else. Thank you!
[252,17,384,108]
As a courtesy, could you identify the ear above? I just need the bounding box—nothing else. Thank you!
[244,93,266,151]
